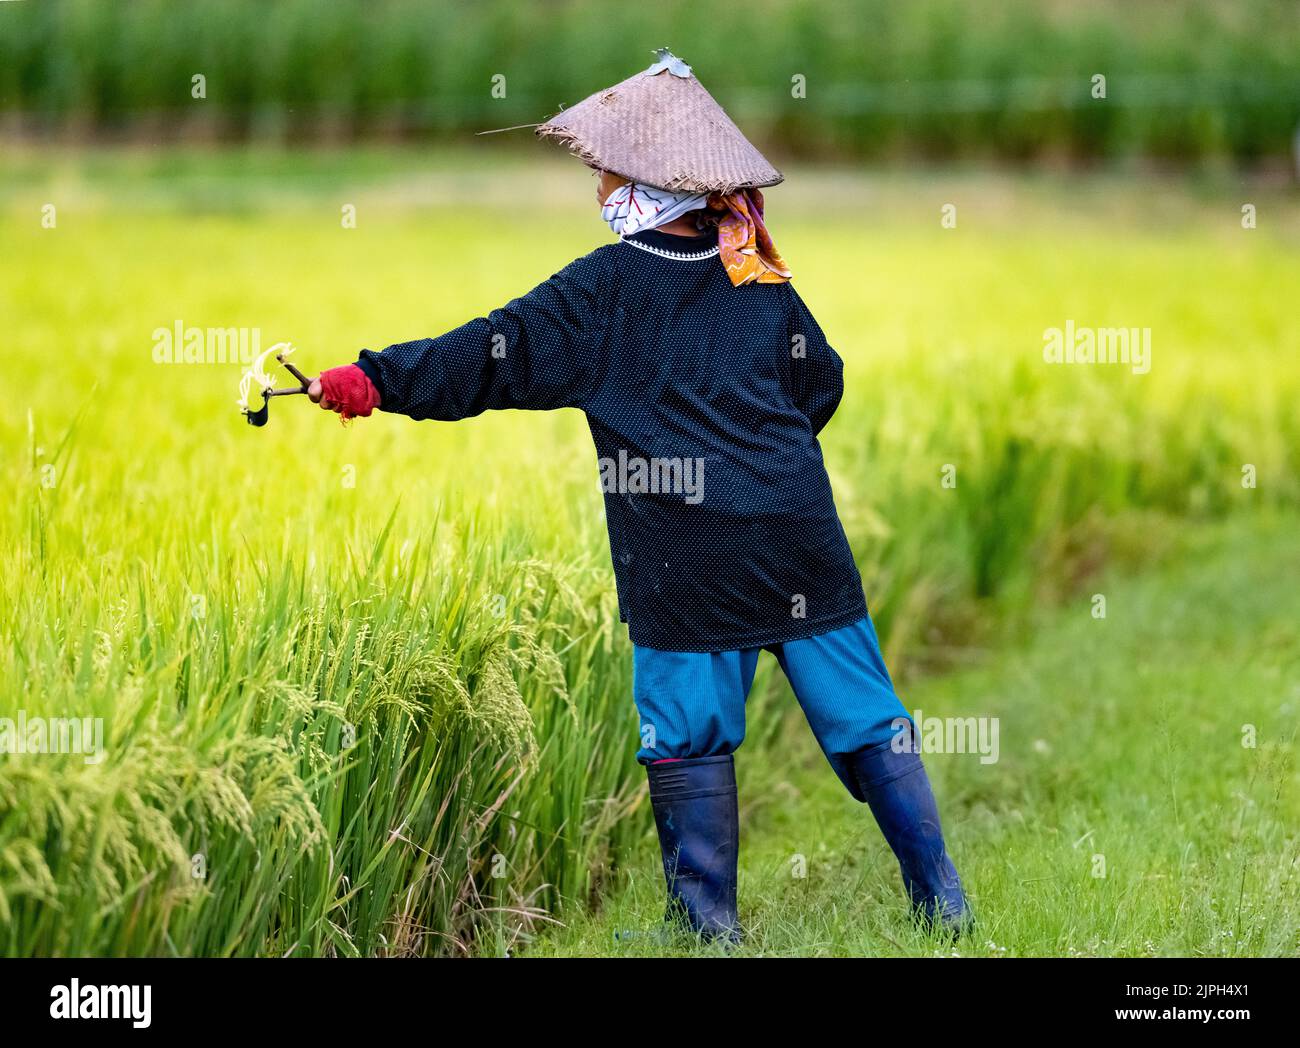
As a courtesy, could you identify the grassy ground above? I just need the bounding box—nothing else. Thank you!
[1,148,1297,955]
[533,515,1300,957]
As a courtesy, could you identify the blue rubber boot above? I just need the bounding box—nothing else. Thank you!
[646,755,741,944]
[850,735,970,935]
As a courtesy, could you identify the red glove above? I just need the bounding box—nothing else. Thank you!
[318,364,381,419]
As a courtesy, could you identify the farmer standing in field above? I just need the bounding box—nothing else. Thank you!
[309,50,969,943]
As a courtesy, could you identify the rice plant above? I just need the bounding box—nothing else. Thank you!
[1,152,1297,954]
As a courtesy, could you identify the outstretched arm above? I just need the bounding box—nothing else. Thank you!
[346,249,613,422]
[786,283,845,435]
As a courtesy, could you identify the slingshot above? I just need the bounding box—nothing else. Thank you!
[237,343,314,426]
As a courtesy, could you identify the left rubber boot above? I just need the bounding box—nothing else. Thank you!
[646,754,741,945]
[850,736,970,935]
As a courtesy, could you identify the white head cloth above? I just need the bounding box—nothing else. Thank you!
[601,181,708,237]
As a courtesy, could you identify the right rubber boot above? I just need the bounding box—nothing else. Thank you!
[645,754,741,945]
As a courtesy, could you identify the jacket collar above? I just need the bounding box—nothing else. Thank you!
[624,227,717,253]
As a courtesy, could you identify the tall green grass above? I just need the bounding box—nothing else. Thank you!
[2,1,1299,164]
[1,154,1297,954]
[6,456,642,954]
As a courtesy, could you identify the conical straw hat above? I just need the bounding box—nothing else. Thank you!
[536,49,782,195]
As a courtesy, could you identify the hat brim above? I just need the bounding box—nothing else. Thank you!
[537,66,782,195]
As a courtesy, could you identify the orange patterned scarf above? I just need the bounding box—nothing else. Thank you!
[706,189,792,286]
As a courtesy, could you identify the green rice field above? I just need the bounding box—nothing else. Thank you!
[1,148,1296,955]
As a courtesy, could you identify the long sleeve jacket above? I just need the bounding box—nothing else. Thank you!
[355,227,866,652]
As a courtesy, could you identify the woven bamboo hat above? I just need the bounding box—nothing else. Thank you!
[536,49,782,195]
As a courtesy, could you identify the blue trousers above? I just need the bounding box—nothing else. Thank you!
[633,615,912,801]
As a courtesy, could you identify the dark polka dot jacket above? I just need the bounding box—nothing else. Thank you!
[355,226,867,652]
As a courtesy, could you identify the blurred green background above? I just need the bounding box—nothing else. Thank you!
[3,0,1299,168]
